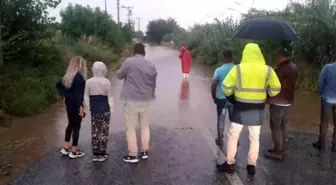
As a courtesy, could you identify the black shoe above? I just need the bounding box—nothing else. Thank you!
[123,155,139,163]
[140,151,148,159]
[216,161,235,174]
[312,141,325,151]
[246,165,256,176]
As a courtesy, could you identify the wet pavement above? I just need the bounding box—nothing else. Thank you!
[1,46,336,185]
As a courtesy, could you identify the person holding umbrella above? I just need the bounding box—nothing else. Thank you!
[217,43,281,176]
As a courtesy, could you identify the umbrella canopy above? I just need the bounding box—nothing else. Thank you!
[233,18,300,41]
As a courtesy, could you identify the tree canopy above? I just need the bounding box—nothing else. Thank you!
[1,0,61,64]
[60,3,130,51]
[145,18,180,44]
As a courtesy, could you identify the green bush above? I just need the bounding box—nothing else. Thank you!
[0,38,121,117]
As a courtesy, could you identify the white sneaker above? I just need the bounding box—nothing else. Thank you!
[60,148,70,155]
[69,150,86,159]
[98,154,109,162]
[92,155,100,162]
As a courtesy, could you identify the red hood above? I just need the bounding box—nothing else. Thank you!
[180,46,187,52]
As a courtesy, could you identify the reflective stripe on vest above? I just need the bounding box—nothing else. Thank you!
[236,65,271,92]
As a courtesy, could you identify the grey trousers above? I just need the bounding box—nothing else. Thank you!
[270,105,288,152]
[318,100,336,147]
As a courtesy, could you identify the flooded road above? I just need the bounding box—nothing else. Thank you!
[1,46,335,185]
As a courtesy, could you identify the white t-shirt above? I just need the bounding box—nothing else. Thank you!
[276,104,291,107]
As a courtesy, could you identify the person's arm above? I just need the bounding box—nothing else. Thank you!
[152,67,158,97]
[318,65,327,94]
[179,50,183,59]
[222,66,237,97]
[267,67,281,97]
[84,80,90,111]
[188,51,192,65]
[107,81,114,113]
[73,74,86,116]
[116,60,129,79]
[211,69,219,101]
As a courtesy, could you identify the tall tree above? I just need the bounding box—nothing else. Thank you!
[60,3,128,50]
[146,18,179,44]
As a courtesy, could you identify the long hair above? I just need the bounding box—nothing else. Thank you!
[63,56,87,88]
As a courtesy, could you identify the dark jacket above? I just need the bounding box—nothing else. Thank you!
[267,58,298,105]
[56,73,86,113]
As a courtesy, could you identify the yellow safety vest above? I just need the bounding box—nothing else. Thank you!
[222,43,281,103]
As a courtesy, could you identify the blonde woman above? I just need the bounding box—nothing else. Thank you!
[84,61,114,162]
[56,56,87,159]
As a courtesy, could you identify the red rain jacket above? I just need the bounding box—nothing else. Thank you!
[179,46,192,73]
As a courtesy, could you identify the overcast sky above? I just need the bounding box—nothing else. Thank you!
[49,0,290,32]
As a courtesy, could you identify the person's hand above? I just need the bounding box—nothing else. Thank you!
[212,97,217,104]
[79,106,85,118]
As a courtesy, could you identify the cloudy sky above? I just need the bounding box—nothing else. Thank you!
[49,0,290,32]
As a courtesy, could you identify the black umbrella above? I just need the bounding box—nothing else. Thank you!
[233,18,300,41]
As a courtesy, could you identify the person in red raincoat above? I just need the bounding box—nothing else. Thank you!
[179,46,192,78]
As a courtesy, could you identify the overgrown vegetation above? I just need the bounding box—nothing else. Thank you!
[145,0,335,92]
[0,0,132,120]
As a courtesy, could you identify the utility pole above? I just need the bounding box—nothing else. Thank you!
[136,17,141,31]
[104,0,107,13]
[121,5,133,25]
[116,0,120,23]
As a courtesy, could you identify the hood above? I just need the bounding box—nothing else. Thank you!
[92,61,107,77]
[180,46,187,52]
[240,43,266,65]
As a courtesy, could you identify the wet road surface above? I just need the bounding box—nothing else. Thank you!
[1,46,336,185]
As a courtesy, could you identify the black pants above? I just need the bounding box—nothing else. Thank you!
[318,100,336,147]
[65,109,82,146]
[270,105,288,152]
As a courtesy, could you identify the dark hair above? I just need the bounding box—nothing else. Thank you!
[276,48,290,57]
[133,43,145,55]
[223,49,232,59]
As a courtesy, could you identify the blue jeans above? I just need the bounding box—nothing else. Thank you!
[215,98,234,139]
